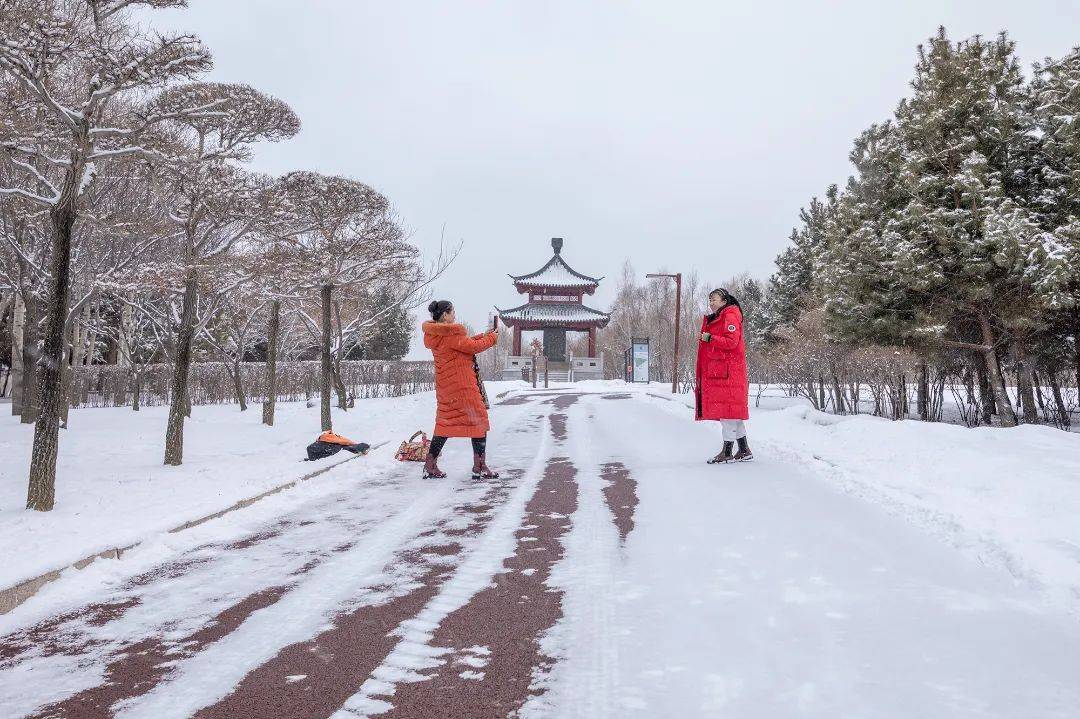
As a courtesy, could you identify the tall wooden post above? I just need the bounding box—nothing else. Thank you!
[673,272,682,394]
[646,272,682,394]
[513,326,522,355]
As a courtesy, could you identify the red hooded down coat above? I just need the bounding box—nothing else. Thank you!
[695,304,749,421]
[423,322,498,438]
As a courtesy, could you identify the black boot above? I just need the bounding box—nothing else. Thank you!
[708,441,735,464]
[733,437,753,462]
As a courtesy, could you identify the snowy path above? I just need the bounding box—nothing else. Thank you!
[546,392,1080,718]
[2,389,1079,718]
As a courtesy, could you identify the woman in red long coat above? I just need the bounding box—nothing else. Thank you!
[421,299,500,479]
[695,288,753,463]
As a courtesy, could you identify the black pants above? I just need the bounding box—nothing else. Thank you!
[429,435,486,458]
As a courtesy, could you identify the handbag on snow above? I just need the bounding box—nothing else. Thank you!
[395,430,430,462]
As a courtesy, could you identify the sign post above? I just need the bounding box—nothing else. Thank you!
[631,337,650,384]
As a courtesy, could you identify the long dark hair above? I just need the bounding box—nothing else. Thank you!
[428,300,453,321]
[709,288,741,311]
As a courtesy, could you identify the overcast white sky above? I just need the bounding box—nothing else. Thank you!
[143,0,1079,358]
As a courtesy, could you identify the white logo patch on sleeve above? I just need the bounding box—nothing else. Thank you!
[727,324,737,332]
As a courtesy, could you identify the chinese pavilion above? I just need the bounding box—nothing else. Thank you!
[497,237,610,381]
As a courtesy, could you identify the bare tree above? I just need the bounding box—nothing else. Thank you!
[277,171,432,432]
[151,81,299,465]
[1,0,214,510]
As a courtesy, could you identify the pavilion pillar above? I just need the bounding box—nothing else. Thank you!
[588,327,596,357]
[513,325,522,355]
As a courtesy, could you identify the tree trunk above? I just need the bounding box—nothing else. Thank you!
[261,299,280,426]
[132,367,142,412]
[1074,331,1080,400]
[975,357,993,425]
[320,284,333,432]
[917,362,929,421]
[831,373,846,415]
[977,312,1016,426]
[26,204,77,512]
[1047,369,1070,429]
[963,362,976,407]
[164,273,198,466]
[231,359,248,411]
[1014,347,1038,424]
[817,375,826,411]
[9,291,23,414]
[20,294,42,423]
[1031,368,1048,417]
[931,372,945,422]
[333,362,349,410]
[900,373,909,418]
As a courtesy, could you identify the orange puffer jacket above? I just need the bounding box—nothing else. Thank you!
[423,322,498,438]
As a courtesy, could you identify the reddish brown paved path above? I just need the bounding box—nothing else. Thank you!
[0,391,638,719]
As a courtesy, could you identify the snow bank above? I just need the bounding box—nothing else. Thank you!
[758,404,1080,615]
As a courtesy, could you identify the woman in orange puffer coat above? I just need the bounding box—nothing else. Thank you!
[422,299,500,479]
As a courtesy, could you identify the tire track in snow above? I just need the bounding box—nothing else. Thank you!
[192,469,523,719]
[27,586,288,719]
[373,457,579,718]
[107,479,463,719]
[330,404,561,717]
[3,401,548,719]
[101,402,546,719]
[520,395,625,719]
[1,476,411,719]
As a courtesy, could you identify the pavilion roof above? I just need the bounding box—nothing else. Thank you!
[496,301,611,328]
[510,237,602,291]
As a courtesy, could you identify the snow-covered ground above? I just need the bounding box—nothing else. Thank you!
[0,389,513,592]
[642,382,1080,618]
[2,381,1079,717]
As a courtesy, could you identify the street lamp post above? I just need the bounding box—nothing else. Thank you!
[646,272,682,394]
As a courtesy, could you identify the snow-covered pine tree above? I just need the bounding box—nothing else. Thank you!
[360,286,412,361]
[1029,46,1080,399]
[869,30,1031,425]
[761,189,837,340]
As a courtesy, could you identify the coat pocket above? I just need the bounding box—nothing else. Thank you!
[706,359,730,380]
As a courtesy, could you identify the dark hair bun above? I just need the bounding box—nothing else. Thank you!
[429,299,452,321]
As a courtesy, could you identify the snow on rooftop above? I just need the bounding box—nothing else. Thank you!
[512,255,601,288]
[497,302,610,326]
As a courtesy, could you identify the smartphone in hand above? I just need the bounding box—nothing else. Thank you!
[491,314,499,331]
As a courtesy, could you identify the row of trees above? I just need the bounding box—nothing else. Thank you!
[0,0,451,511]
[758,29,1079,429]
[591,31,1078,431]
